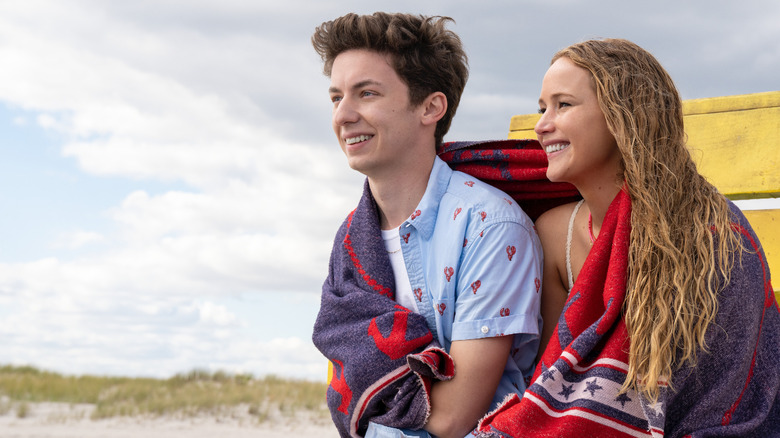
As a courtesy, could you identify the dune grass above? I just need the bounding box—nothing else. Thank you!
[0,365,329,422]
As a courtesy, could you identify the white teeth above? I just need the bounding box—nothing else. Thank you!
[345,135,373,145]
[545,143,569,153]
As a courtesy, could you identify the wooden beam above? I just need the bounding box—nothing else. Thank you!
[509,91,780,199]
[684,92,780,199]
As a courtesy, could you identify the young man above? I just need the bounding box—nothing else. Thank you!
[311,13,542,438]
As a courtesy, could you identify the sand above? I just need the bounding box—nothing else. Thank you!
[0,402,340,438]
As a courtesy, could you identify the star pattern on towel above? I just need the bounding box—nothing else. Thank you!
[540,363,556,383]
[584,378,603,397]
[649,401,664,417]
[558,383,575,400]
[615,392,632,408]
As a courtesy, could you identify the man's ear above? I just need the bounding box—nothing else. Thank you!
[420,92,448,126]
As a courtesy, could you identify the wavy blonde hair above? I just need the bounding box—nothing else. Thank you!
[552,39,743,401]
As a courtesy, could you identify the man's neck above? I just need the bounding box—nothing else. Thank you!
[369,154,436,230]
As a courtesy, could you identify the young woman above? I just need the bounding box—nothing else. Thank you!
[477,39,779,437]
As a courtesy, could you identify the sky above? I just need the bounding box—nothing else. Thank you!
[0,0,778,382]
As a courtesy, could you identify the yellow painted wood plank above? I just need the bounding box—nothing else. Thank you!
[682,91,780,116]
[508,91,780,133]
[743,209,779,294]
[508,129,536,140]
[686,105,780,199]
[509,113,541,133]
[508,91,780,199]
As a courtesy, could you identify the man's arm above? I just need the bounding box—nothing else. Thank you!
[421,201,543,437]
[425,336,513,438]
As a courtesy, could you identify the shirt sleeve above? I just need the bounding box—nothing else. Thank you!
[450,219,543,342]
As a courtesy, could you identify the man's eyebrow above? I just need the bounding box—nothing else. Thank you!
[329,79,382,94]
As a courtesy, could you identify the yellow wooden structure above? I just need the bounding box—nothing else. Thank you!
[509,91,780,303]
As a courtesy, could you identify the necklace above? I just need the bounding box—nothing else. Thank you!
[588,212,596,243]
[387,247,402,254]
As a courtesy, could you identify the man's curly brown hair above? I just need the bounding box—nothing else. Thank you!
[312,12,468,146]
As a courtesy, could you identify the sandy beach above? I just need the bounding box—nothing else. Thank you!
[0,402,340,438]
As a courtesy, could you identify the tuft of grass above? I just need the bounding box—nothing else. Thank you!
[0,365,329,421]
[16,401,30,418]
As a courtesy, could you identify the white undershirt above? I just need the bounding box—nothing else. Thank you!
[381,228,419,313]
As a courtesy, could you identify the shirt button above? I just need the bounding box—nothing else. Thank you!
[481,326,489,334]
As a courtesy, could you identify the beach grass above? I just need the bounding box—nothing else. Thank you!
[0,365,329,422]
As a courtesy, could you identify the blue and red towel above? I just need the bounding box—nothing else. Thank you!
[313,182,455,437]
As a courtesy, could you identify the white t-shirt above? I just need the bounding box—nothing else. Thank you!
[381,228,419,313]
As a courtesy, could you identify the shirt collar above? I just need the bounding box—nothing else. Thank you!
[404,156,452,240]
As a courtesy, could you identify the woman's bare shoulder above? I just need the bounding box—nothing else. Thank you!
[535,201,581,235]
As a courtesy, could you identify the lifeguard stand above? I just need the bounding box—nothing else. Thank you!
[508,91,779,302]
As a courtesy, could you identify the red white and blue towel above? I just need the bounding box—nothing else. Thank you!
[476,189,780,437]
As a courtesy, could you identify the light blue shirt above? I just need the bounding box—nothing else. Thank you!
[367,157,543,438]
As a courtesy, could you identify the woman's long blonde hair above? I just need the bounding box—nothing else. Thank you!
[553,39,742,401]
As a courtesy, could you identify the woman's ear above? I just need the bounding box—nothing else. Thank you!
[420,92,448,126]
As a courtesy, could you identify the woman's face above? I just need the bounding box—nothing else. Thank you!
[534,57,621,187]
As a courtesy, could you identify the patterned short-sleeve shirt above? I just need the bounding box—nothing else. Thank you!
[398,156,543,405]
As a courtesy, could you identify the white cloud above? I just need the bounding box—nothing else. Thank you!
[0,0,361,290]
[0,0,357,380]
[196,301,240,326]
[0,257,328,379]
[53,231,105,250]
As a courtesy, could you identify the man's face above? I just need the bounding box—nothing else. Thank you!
[328,49,426,178]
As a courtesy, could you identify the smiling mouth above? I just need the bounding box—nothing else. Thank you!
[345,134,373,145]
[545,143,569,153]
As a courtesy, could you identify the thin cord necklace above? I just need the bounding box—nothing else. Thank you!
[588,212,596,243]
